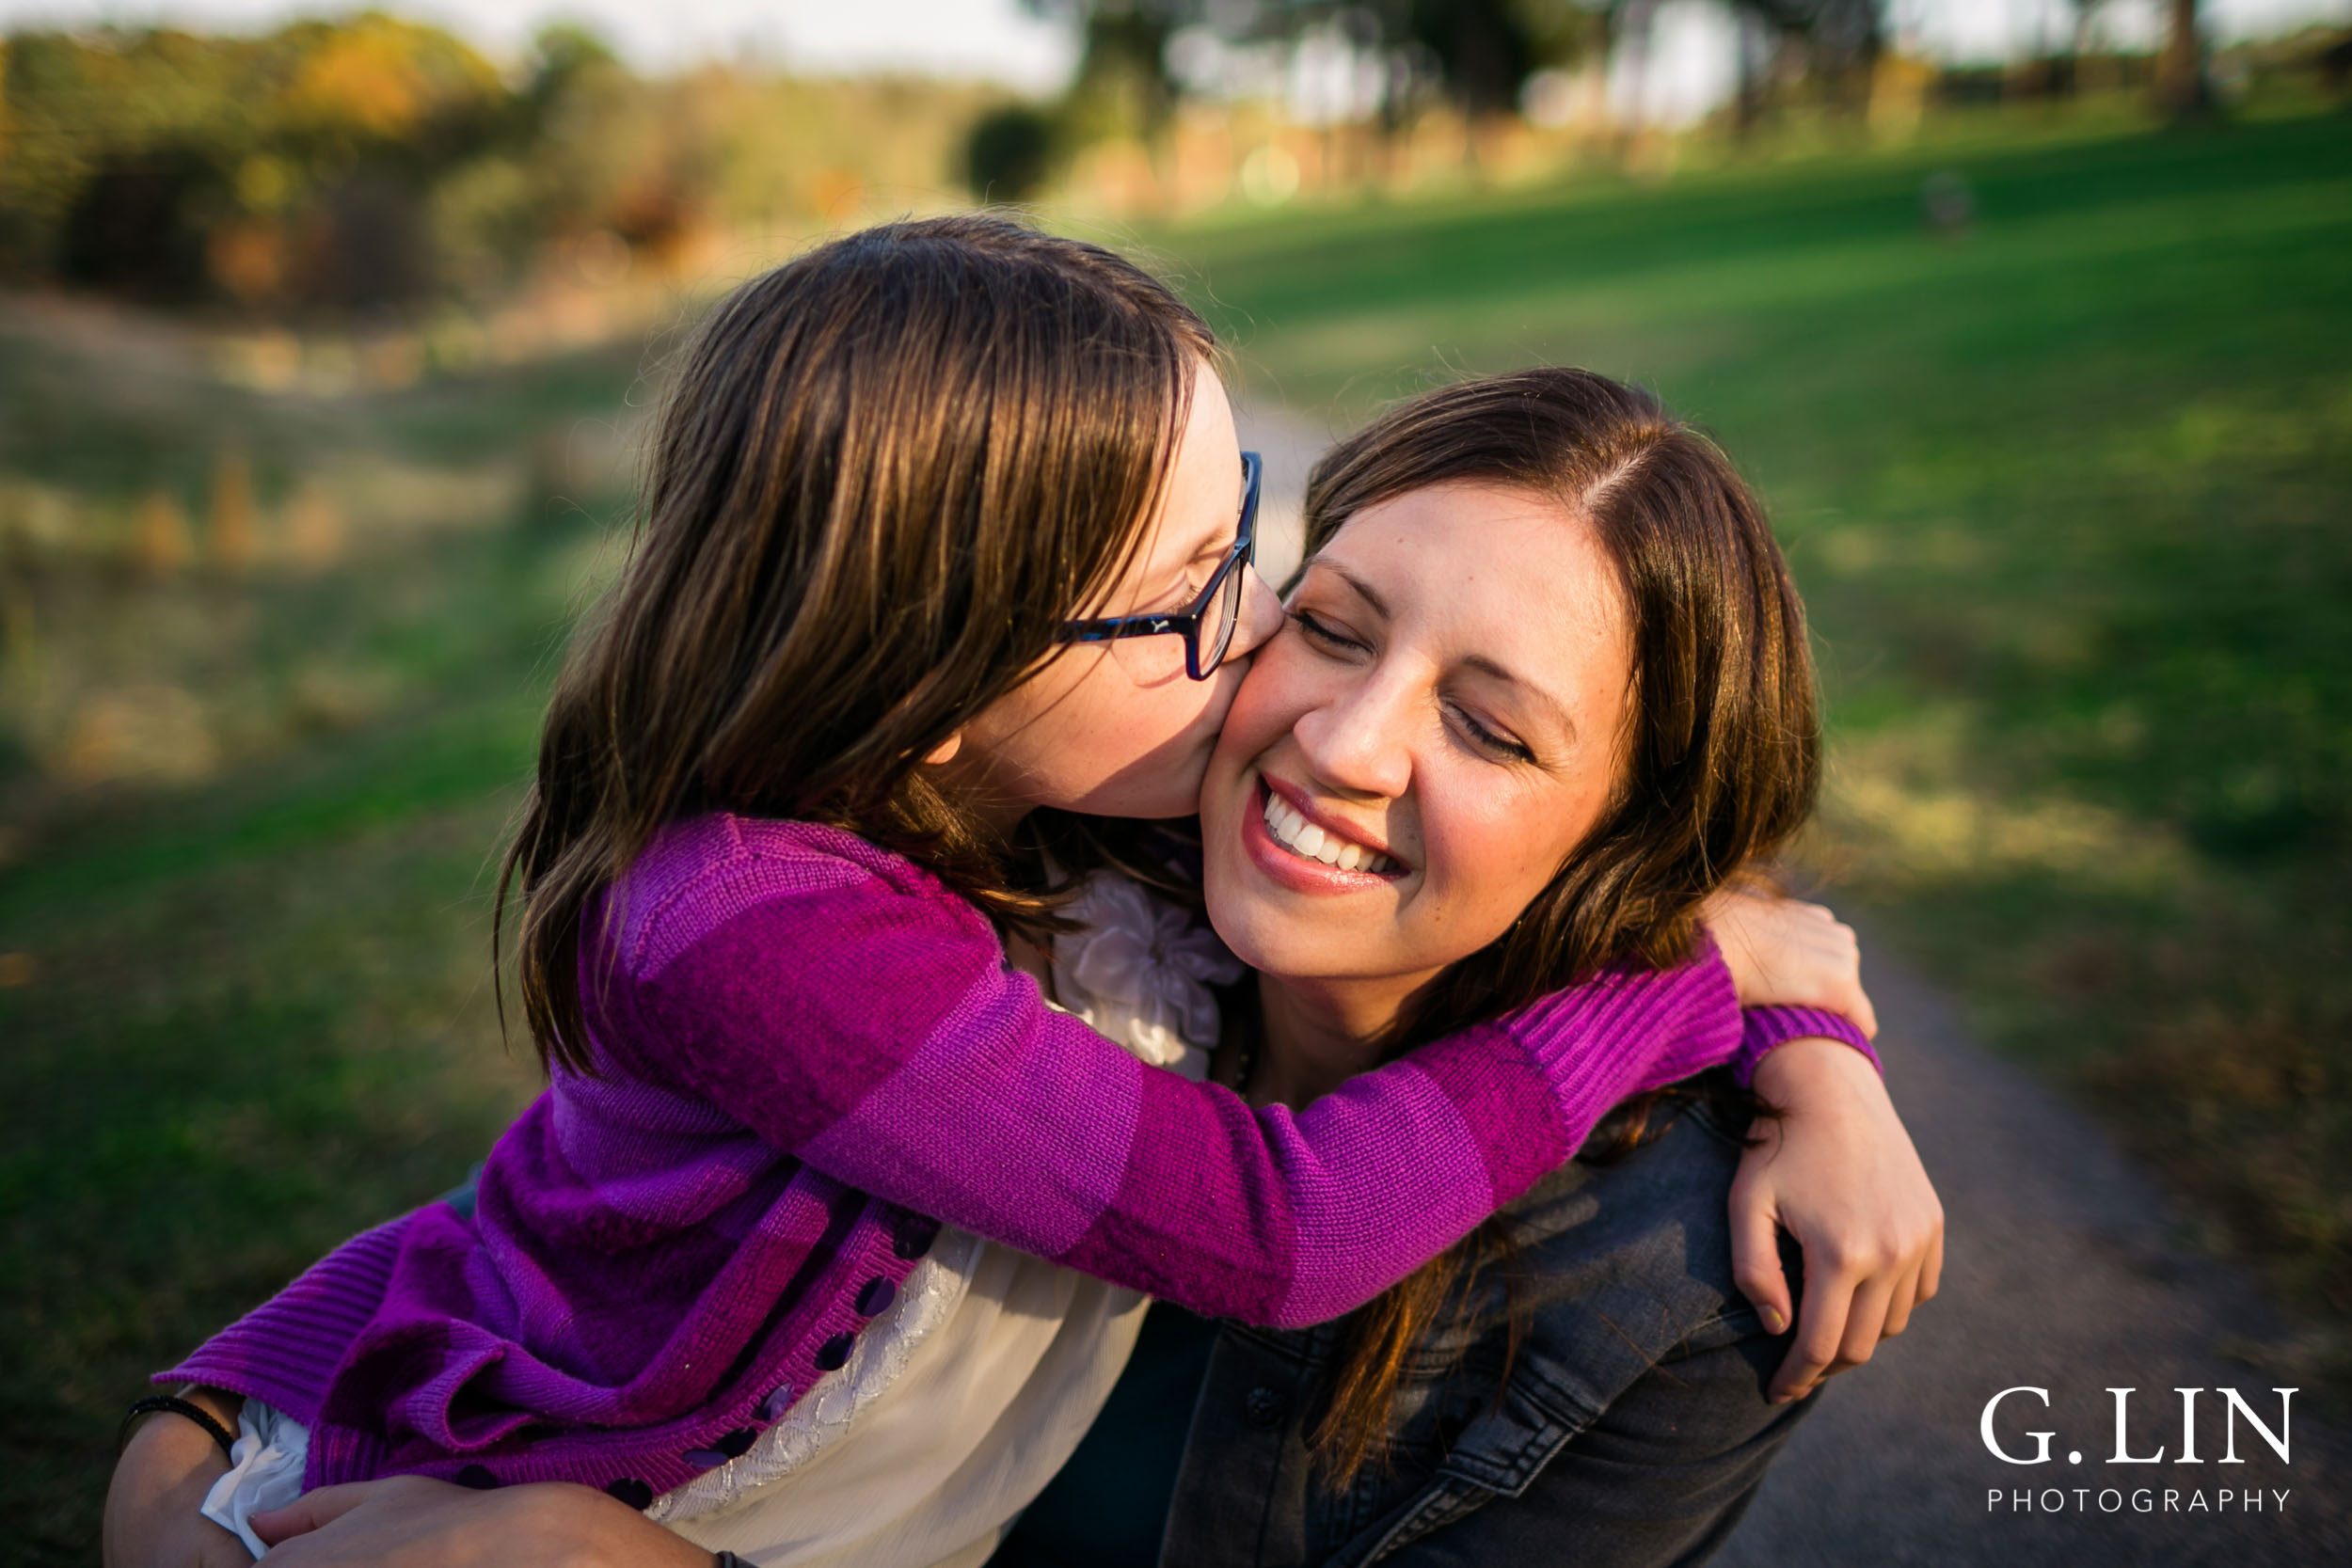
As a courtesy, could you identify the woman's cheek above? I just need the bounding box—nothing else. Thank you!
[1416,781,1556,961]
[1215,641,1310,762]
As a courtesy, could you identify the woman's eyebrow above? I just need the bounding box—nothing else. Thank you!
[1319,561,1391,619]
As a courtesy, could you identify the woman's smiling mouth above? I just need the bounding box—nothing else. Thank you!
[1262,788,1399,873]
[1245,777,1406,893]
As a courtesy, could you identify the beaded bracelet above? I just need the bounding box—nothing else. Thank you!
[119,1394,238,1460]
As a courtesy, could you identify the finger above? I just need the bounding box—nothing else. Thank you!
[1834,1273,1897,1372]
[1880,1261,1922,1340]
[1919,1226,1945,1304]
[1727,1185,1793,1338]
[251,1482,378,1546]
[1772,1256,1855,1403]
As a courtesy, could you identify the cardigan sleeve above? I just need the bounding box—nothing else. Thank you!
[613,851,1749,1330]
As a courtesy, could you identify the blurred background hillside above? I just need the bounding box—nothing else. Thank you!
[1,2,2348,1560]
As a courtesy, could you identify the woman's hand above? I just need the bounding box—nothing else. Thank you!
[103,1387,247,1568]
[249,1476,714,1568]
[1705,889,1878,1037]
[1735,1037,1943,1403]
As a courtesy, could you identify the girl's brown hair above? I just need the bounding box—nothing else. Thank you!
[500,214,1216,1073]
[1296,367,1821,1486]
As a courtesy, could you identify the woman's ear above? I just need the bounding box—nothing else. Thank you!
[920,732,963,766]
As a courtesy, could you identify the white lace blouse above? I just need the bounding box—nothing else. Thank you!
[205,871,1241,1565]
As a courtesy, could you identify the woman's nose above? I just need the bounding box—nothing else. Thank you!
[1295,670,1413,800]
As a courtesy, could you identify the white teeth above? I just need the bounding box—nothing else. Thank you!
[1259,786,1396,876]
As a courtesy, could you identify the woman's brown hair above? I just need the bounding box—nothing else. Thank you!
[499,214,1216,1073]
[1296,367,1822,1487]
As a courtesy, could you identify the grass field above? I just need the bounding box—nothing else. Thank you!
[2,107,2346,1561]
[0,323,645,1559]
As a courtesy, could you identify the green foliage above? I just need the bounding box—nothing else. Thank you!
[0,18,1001,312]
[0,18,513,303]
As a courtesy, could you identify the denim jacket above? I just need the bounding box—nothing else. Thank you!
[999,1079,1814,1568]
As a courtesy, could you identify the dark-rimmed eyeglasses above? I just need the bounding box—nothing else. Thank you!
[1057,450,1262,682]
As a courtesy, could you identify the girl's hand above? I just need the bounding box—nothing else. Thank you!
[1706,889,1878,1038]
[251,1476,714,1568]
[1735,1037,1944,1403]
[103,1388,248,1568]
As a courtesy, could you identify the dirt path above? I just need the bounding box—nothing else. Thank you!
[1719,945,2349,1564]
[1236,407,2348,1565]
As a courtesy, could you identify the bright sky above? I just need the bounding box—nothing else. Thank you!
[0,0,1083,87]
[1898,0,2348,61]
[0,0,2342,87]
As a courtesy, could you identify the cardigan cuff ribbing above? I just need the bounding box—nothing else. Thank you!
[1733,1006,1880,1087]
[154,1215,411,1427]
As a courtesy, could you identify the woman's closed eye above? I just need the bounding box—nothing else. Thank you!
[1447,701,1535,763]
[1295,607,1536,762]
[1289,607,1368,656]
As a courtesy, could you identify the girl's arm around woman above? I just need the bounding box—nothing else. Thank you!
[606,816,1769,1328]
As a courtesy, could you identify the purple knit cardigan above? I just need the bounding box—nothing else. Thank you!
[160,814,1869,1506]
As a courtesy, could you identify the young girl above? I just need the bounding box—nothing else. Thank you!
[107,216,1908,1568]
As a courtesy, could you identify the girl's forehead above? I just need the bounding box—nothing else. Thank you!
[1145,437,1247,562]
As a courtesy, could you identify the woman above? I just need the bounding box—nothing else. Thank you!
[995,366,1934,1565]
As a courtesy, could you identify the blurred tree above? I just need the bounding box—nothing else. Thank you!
[965,103,1058,200]
[1029,1,1186,148]
[524,22,620,110]
[2157,0,2214,119]
[257,16,508,307]
[2068,0,2109,64]
[58,145,219,299]
[0,13,1238,313]
[1260,2,1613,123]
[1391,2,1541,120]
[431,23,660,295]
[0,20,510,308]
[1025,0,1894,147]
[1730,0,1882,114]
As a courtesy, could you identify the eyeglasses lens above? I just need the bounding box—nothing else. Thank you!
[1200,559,1243,676]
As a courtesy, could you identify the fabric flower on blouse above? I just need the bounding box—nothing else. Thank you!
[1050,871,1244,1081]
